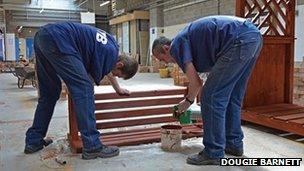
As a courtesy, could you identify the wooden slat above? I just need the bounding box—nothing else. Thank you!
[263,36,294,44]
[261,0,287,35]
[103,129,203,143]
[103,131,162,142]
[95,97,184,110]
[68,97,80,143]
[235,0,245,17]
[271,0,287,22]
[101,124,202,136]
[69,125,202,153]
[289,118,304,125]
[274,113,304,121]
[102,129,161,140]
[242,110,304,136]
[268,20,281,36]
[96,116,177,129]
[95,88,186,100]
[101,126,162,136]
[245,1,255,17]
[103,134,161,146]
[95,106,173,120]
[257,106,303,115]
[259,108,304,117]
[278,0,288,10]
[102,130,202,146]
[244,103,293,112]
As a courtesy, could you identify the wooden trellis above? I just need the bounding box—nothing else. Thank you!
[239,0,292,36]
[236,0,304,136]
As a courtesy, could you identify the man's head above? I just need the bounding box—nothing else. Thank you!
[152,36,175,63]
[111,53,138,79]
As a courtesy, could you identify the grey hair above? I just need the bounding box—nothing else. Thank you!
[118,53,139,80]
[152,36,172,55]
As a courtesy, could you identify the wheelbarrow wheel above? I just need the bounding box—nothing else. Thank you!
[18,78,25,89]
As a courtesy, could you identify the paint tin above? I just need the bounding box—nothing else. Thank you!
[160,125,182,151]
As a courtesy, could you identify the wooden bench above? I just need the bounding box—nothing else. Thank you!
[68,86,203,153]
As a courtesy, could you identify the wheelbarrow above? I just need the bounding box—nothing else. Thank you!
[14,66,37,89]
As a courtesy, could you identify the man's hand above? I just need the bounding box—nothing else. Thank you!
[115,88,130,96]
[178,99,191,114]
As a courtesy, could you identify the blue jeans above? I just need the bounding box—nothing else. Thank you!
[201,27,263,158]
[25,28,102,151]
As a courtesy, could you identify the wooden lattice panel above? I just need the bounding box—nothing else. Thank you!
[241,0,292,36]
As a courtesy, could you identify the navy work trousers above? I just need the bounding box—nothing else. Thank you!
[25,28,102,151]
[201,21,263,158]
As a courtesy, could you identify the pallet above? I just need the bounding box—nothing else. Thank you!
[242,103,304,136]
[68,86,203,153]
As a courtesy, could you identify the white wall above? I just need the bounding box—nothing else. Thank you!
[5,33,16,61]
[122,22,130,53]
[163,23,188,39]
[295,5,304,61]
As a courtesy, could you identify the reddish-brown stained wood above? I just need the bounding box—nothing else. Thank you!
[242,107,304,136]
[69,125,202,153]
[101,129,161,140]
[288,118,304,125]
[95,97,184,110]
[235,0,245,17]
[95,88,186,100]
[260,108,304,117]
[68,97,80,142]
[256,105,303,114]
[236,0,295,107]
[275,113,304,121]
[95,106,173,120]
[100,124,201,136]
[243,43,286,107]
[68,87,196,153]
[96,117,177,129]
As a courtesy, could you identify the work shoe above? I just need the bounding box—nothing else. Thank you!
[186,151,220,165]
[24,138,53,154]
[82,145,120,160]
[225,147,243,156]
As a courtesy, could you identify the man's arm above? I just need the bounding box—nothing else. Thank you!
[106,73,130,96]
[177,62,202,113]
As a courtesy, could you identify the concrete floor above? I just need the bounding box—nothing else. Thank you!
[0,73,304,171]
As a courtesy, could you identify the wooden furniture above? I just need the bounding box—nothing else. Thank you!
[68,86,202,153]
[236,0,304,136]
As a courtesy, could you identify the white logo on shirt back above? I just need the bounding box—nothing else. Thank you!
[96,31,107,45]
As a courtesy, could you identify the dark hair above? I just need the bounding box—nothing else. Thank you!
[152,36,172,55]
[118,53,138,80]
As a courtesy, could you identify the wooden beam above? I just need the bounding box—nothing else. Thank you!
[95,97,184,110]
[95,88,186,100]
[109,10,149,25]
[96,116,176,129]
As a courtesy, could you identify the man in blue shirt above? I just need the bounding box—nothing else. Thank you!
[24,22,138,160]
[152,16,262,165]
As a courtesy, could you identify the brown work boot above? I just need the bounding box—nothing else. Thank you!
[82,145,120,160]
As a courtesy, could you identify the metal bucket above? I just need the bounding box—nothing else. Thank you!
[160,125,182,151]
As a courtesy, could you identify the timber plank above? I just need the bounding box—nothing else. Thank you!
[95,88,186,100]
[274,113,304,121]
[95,97,184,110]
[95,106,173,119]
[96,116,177,129]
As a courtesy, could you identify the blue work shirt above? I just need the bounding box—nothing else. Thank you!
[170,15,260,73]
[43,22,119,85]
